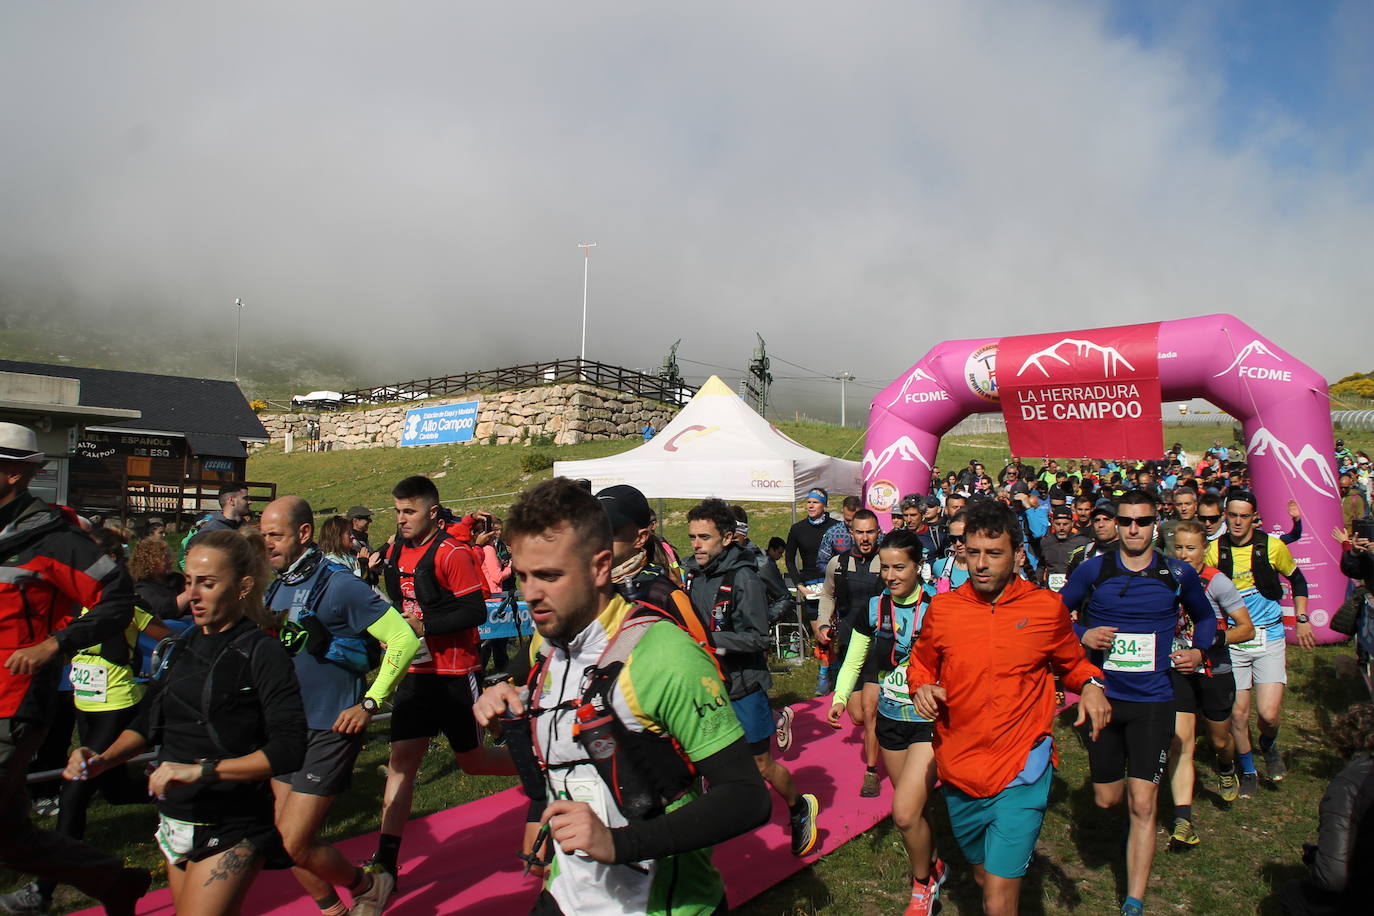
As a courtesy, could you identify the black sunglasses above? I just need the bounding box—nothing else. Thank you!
[949,534,966,543]
[1198,513,1222,522]
[1116,514,1156,527]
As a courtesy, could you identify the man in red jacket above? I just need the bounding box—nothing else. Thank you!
[910,499,1109,916]
[0,422,150,914]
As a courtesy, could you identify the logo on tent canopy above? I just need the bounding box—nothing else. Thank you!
[663,425,719,452]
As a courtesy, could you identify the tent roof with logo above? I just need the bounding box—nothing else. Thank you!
[552,376,862,502]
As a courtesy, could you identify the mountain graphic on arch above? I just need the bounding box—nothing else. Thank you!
[1015,338,1136,378]
[1247,427,1338,497]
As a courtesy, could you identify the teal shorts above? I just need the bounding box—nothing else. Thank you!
[942,763,1052,878]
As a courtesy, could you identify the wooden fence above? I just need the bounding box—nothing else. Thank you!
[338,358,693,407]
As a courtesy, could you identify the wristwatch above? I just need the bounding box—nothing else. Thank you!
[1295,613,1310,624]
[1085,677,1107,691]
[361,696,380,714]
[199,758,220,784]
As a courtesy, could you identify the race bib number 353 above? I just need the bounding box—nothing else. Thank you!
[1104,633,1156,673]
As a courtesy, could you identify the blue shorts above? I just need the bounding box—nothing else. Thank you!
[942,763,1052,878]
[731,690,775,750]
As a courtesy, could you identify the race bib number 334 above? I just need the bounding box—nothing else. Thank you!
[1104,633,1156,673]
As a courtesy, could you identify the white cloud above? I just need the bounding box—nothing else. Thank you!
[0,1,1369,415]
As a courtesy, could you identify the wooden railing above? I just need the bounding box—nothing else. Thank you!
[121,476,277,523]
[338,358,693,407]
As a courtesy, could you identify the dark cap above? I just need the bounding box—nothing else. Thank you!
[346,505,373,520]
[1051,506,1073,519]
[597,485,652,531]
[1090,500,1116,519]
[924,495,941,509]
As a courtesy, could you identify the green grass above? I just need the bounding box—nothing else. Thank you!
[18,647,1366,914]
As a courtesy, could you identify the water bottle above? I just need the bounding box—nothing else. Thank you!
[572,702,657,819]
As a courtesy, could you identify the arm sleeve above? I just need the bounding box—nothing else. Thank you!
[1309,765,1364,893]
[363,608,421,703]
[1281,517,1303,545]
[424,546,489,635]
[784,526,802,584]
[816,557,840,628]
[832,629,871,707]
[1046,597,1104,691]
[1178,565,1218,651]
[609,737,770,865]
[250,640,308,776]
[710,569,770,656]
[1060,559,1094,640]
[45,534,137,655]
[1286,565,1309,598]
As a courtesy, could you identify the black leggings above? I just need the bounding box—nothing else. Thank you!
[36,703,148,898]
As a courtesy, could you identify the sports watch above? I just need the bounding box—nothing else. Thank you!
[361,696,381,714]
[1295,613,1310,624]
[199,759,220,784]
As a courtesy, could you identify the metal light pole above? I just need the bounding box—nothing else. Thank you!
[233,298,244,382]
[578,242,597,372]
[837,371,855,426]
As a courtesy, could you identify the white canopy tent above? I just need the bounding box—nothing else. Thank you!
[553,376,862,501]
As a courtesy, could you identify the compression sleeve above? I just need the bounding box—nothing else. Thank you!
[609,737,770,865]
[832,630,871,709]
[1282,517,1303,545]
[363,608,421,703]
[421,590,488,635]
[1287,565,1309,598]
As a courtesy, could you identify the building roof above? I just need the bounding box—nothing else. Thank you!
[0,359,267,453]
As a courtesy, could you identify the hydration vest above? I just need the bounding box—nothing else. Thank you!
[266,556,382,676]
[382,530,486,629]
[524,603,701,821]
[833,551,883,627]
[1215,531,1283,602]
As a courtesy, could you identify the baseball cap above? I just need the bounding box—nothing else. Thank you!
[924,495,941,509]
[346,505,373,520]
[597,485,652,531]
[1089,500,1116,519]
[0,423,46,465]
[1051,506,1073,519]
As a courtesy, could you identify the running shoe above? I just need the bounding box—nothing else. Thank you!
[1218,770,1240,803]
[903,875,939,916]
[350,866,396,916]
[860,769,881,798]
[1239,771,1259,798]
[930,856,949,890]
[0,883,50,915]
[775,706,795,753]
[1263,745,1286,782]
[30,797,58,819]
[789,793,820,856]
[814,671,831,697]
[1168,818,1199,851]
[1121,901,1144,916]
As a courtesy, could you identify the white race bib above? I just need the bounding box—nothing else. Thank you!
[1103,633,1156,673]
[155,814,203,864]
[800,583,825,601]
[879,665,912,705]
[1234,628,1267,652]
[1048,573,1067,592]
[559,775,618,857]
[410,637,433,666]
[69,662,108,704]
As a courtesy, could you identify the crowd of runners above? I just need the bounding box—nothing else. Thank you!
[2,418,1372,916]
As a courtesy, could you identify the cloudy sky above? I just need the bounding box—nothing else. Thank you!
[2,1,1371,419]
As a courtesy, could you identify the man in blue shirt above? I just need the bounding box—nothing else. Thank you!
[1061,489,1216,916]
[260,497,420,916]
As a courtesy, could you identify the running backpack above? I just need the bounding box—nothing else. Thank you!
[1215,531,1283,601]
[149,624,273,758]
[265,560,383,677]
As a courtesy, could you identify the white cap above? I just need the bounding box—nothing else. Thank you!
[0,422,47,464]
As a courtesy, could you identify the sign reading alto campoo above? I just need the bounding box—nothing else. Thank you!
[997,322,1162,459]
[399,400,480,447]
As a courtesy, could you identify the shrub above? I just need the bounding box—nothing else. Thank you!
[521,452,555,473]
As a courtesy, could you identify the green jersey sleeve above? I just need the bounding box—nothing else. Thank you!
[619,621,743,763]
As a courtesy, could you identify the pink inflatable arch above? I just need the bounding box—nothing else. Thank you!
[864,314,1345,643]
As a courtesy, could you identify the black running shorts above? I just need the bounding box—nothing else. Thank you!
[1086,699,1173,785]
[389,671,483,752]
[1170,669,1236,724]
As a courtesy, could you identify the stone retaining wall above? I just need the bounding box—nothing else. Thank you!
[256,383,675,450]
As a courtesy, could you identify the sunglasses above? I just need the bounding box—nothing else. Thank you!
[1115,515,1156,527]
[949,534,966,543]
[1198,513,1222,523]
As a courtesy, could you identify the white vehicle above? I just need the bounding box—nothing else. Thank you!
[291,390,343,410]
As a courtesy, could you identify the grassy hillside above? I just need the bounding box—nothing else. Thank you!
[248,421,1374,548]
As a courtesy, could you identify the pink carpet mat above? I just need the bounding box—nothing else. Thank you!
[73,697,890,914]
